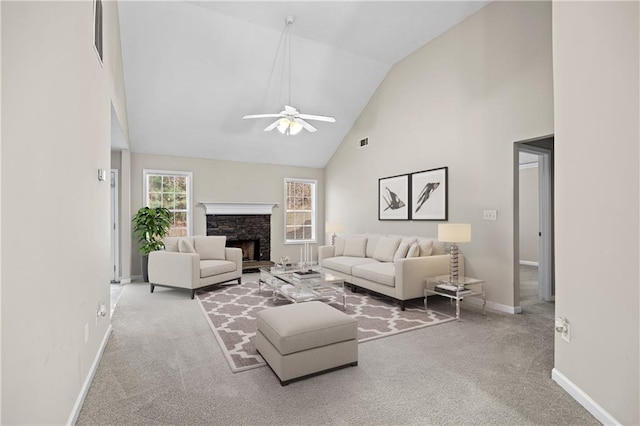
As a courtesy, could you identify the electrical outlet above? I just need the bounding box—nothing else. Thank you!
[483,210,497,221]
[555,317,571,342]
[84,322,89,344]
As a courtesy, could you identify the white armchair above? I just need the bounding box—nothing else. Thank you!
[148,236,242,299]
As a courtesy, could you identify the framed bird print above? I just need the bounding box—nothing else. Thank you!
[410,167,448,221]
[379,174,410,220]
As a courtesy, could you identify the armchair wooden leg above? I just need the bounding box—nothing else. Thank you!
[150,284,155,293]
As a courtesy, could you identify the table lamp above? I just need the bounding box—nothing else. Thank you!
[325,222,345,246]
[438,223,471,287]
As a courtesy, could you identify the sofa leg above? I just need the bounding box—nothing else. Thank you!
[400,301,406,311]
[191,290,195,299]
[238,277,242,284]
[150,284,155,293]
[351,285,357,293]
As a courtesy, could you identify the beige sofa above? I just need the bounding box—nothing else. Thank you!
[148,235,242,299]
[318,234,464,310]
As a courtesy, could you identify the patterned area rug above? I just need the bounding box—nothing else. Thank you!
[197,281,454,373]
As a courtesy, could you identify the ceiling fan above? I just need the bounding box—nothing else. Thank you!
[242,17,336,136]
[243,105,336,136]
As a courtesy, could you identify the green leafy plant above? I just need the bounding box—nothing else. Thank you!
[132,207,172,255]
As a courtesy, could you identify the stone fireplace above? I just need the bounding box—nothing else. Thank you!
[200,202,276,271]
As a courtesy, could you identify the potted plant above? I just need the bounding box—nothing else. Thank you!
[132,206,172,282]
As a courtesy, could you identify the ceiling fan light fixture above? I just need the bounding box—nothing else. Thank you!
[277,117,303,135]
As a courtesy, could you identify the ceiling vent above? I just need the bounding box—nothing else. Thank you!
[357,137,369,149]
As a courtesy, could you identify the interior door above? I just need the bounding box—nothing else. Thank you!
[110,170,119,283]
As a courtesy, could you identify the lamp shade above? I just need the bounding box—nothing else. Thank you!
[325,222,345,234]
[438,223,471,243]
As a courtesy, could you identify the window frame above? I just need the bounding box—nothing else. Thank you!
[284,177,317,245]
[143,169,193,237]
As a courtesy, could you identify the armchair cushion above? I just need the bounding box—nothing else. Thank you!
[200,260,236,278]
[195,236,226,260]
[179,239,196,253]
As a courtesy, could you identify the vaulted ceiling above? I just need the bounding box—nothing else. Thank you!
[118,1,489,168]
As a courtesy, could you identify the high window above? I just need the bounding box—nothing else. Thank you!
[143,170,192,237]
[284,178,316,243]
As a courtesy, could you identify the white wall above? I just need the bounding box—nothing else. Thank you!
[1,1,128,423]
[519,165,539,263]
[553,2,639,424]
[129,153,325,275]
[325,1,553,309]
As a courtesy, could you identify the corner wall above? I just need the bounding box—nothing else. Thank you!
[1,1,128,423]
[552,2,639,423]
[129,153,325,275]
[325,1,553,309]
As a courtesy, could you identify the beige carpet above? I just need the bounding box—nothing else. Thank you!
[197,280,453,372]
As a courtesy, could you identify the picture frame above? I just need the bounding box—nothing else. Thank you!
[410,167,448,221]
[378,174,410,220]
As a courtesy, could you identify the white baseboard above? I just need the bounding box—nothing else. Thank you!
[463,297,522,314]
[130,275,143,282]
[66,325,112,426]
[552,368,620,425]
[519,260,539,266]
[119,277,131,284]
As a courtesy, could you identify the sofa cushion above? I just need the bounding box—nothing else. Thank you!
[394,240,412,260]
[417,239,434,256]
[365,234,383,258]
[343,237,367,258]
[373,236,401,262]
[407,242,420,258]
[200,260,236,278]
[179,239,196,253]
[322,256,379,275]
[352,262,395,287]
[334,236,347,256]
[195,236,226,260]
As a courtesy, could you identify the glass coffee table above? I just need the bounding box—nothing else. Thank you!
[259,266,347,310]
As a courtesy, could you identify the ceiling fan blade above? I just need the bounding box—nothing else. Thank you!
[296,118,317,133]
[264,119,280,132]
[243,113,283,119]
[297,113,336,123]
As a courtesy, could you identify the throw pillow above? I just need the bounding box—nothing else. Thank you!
[407,242,420,258]
[178,239,196,254]
[343,237,367,258]
[418,239,434,257]
[393,240,411,260]
[163,237,180,252]
[334,236,347,256]
[365,234,383,258]
[194,236,226,260]
[373,236,401,262]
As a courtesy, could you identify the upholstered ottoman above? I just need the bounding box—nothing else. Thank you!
[256,301,358,386]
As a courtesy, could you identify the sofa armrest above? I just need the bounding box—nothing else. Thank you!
[318,245,335,266]
[225,247,243,272]
[148,251,200,289]
[395,255,465,300]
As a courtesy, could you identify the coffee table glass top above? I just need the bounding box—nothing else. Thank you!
[259,266,346,308]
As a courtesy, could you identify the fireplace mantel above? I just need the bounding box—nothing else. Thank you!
[198,201,278,215]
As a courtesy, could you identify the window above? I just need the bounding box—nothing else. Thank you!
[284,178,316,243]
[143,170,192,237]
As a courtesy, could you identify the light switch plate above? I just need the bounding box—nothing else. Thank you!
[483,210,497,221]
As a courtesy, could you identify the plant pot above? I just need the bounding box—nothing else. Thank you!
[142,254,149,282]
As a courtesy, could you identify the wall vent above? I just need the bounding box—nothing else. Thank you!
[357,137,369,149]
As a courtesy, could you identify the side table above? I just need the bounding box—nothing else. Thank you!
[424,275,486,321]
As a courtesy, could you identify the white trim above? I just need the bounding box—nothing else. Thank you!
[198,201,277,215]
[131,274,143,281]
[284,177,317,244]
[110,170,119,282]
[119,277,131,284]
[66,325,112,426]
[463,297,522,314]
[519,260,539,266]
[552,368,621,425]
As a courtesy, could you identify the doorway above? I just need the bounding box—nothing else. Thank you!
[514,135,554,310]
[110,169,119,283]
